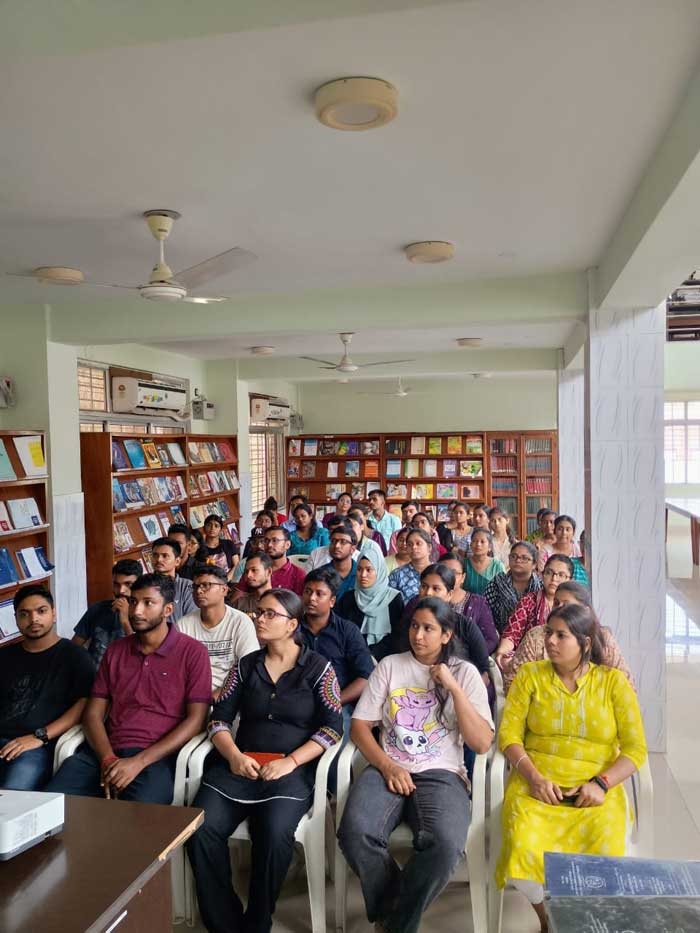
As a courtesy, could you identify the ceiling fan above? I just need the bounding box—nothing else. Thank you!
[300,333,416,373]
[7,209,256,304]
[358,377,419,397]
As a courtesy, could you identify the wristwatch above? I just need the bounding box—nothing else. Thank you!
[33,727,50,746]
[590,774,609,793]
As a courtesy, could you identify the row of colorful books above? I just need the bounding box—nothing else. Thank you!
[386,483,481,500]
[490,455,518,473]
[188,440,236,464]
[287,438,380,457]
[384,436,483,456]
[189,499,234,529]
[386,458,484,479]
[112,476,186,511]
[0,545,53,586]
[288,459,366,479]
[188,470,240,497]
[525,477,553,494]
[0,497,44,531]
[112,438,235,472]
[0,435,47,481]
[113,499,236,553]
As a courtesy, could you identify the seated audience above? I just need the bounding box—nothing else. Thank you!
[263,495,287,526]
[289,502,330,556]
[177,564,259,700]
[336,549,404,660]
[307,515,361,570]
[471,504,491,532]
[72,558,142,666]
[301,568,375,728]
[388,499,419,553]
[168,524,198,580]
[368,488,402,549]
[436,499,460,549]
[411,510,451,559]
[186,588,342,933]
[449,501,473,557]
[338,598,493,933]
[237,527,306,596]
[504,581,634,692]
[322,491,353,529]
[47,573,210,803]
[389,528,433,602]
[537,514,589,584]
[494,555,574,669]
[232,528,266,583]
[489,506,515,565]
[437,554,499,654]
[200,515,240,579]
[385,526,411,574]
[347,509,386,563]
[235,551,273,604]
[318,525,358,599]
[151,537,197,621]
[483,541,541,635]
[281,494,307,532]
[526,507,557,551]
[244,510,277,553]
[1,586,95,790]
[348,504,387,555]
[495,603,647,931]
[463,529,506,596]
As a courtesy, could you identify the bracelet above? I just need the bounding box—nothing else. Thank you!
[513,753,528,773]
[101,754,119,767]
[590,774,609,793]
[288,752,301,768]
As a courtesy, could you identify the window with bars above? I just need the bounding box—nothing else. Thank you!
[249,428,285,514]
[78,365,108,411]
[664,401,700,484]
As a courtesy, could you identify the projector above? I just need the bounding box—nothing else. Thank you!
[0,789,64,860]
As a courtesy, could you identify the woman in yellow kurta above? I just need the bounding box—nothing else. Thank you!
[495,602,647,932]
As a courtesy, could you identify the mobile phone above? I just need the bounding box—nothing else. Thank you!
[559,788,578,806]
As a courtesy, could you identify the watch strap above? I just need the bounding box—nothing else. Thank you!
[590,774,608,793]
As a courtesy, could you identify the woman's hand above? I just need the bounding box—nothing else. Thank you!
[494,639,515,670]
[380,761,416,796]
[528,775,563,805]
[429,662,459,693]
[564,782,606,808]
[230,753,261,780]
[259,757,297,782]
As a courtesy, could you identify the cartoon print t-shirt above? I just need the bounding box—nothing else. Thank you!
[353,651,493,781]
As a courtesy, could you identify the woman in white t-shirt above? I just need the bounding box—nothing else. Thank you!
[337,597,494,933]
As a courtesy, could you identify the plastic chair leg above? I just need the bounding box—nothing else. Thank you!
[303,835,328,933]
[334,843,348,932]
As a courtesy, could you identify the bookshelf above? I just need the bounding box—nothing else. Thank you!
[286,434,381,520]
[286,431,558,536]
[81,432,240,604]
[0,430,52,646]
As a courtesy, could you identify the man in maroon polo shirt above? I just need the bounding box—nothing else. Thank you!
[47,573,210,803]
[238,526,306,596]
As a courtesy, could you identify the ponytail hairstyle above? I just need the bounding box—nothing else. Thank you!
[546,602,605,665]
[410,596,463,726]
[488,506,516,545]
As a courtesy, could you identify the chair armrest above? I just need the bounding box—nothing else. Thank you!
[185,738,214,804]
[488,657,505,730]
[489,748,507,812]
[172,732,208,806]
[333,740,357,827]
[629,757,654,856]
[53,725,85,773]
[309,740,342,825]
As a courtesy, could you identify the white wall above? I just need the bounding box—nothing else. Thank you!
[298,374,557,434]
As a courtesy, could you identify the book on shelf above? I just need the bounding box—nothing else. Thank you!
[288,459,300,478]
[404,459,420,478]
[123,439,147,469]
[326,483,346,500]
[112,478,127,512]
[388,504,402,518]
[490,438,517,454]
[460,460,483,478]
[465,436,483,454]
[139,514,162,543]
[113,520,134,552]
[525,456,552,473]
[138,477,160,507]
[120,480,145,509]
[157,475,178,501]
[198,443,213,463]
[337,440,349,455]
[141,441,162,469]
[384,438,407,455]
[346,441,359,456]
[171,504,186,525]
[423,459,438,478]
[411,483,434,500]
[0,548,19,585]
[157,510,172,534]
[0,440,16,481]
[386,459,401,478]
[524,438,552,454]
[302,461,316,479]
[319,439,337,456]
[361,440,380,456]
[436,505,451,522]
[324,461,338,479]
[187,474,198,497]
[364,460,380,480]
[226,470,240,490]
[0,502,12,532]
[15,546,54,579]
[289,485,310,498]
[218,441,235,462]
[13,435,47,477]
[155,443,172,466]
[0,598,18,638]
[7,497,43,528]
[208,472,223,493]
[288,438,301,457]
[428,437,442,455]
[491,455,517,472]
[111,440,130,472]
[436,482,458,499]
[167,442,187,466]
[443,459,457,477]
[461,484,481,499]
[187,441,202,463]
[446,435,462,455]
[141,547,154,572]
[386,482,408,499]
[226,522,240,544]
[304,439,320,456]
[350,482,365,500]
[410,436,426,455]
[197,473,213,494]
[345,460,360,478]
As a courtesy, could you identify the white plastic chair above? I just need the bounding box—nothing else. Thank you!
[487,751,654,933]
[183,738,341,932]
[333,741,489,933]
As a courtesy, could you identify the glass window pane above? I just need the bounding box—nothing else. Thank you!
[687,401,700,420]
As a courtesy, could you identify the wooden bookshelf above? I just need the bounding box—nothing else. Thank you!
[286,431,557,536]
[81,432,240,604]
[0,430,51,647]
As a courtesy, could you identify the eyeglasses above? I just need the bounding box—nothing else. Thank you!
[543,569,571,580]
[256,608,293,621]
[192,582,228,592]
[510,553,534,563]
[265,537,286,544]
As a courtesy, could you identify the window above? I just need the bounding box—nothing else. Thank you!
[249,427,285,513]
[664,401,700,483]
[78,365,108,411]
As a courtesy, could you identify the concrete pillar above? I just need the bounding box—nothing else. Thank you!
[557,367,585,525]
[584,304,666,752]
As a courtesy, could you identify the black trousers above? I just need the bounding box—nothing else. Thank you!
[186,782,310,933]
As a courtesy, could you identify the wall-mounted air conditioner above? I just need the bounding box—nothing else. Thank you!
[250,396,291,424]
[112,377,189,417]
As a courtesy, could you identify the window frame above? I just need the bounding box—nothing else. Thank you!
[249,423,285,516]
[664,399,700,485]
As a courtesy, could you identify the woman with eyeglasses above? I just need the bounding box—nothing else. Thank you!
[483,541,542,635]
[463,528,506,596]
[493,555,574,670]
[494,603,647,932]
[503,581,634,693]
[187,588,343,933]
[537,514,589,584]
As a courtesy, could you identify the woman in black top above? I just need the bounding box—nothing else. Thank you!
[187,588,342,933]
[199,514,240,579]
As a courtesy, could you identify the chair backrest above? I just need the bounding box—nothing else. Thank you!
[625,757,654,856]
[289,553,311,570]
[488,657,506,734]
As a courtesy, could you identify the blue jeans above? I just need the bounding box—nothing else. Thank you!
[45,743,176,803]
[338,766,471,933]
[0,737,54,790]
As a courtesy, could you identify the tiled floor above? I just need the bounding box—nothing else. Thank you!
[177,514,700,932]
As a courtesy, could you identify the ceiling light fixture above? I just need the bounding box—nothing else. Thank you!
[404,241,455,264]
[315,77,398,131]
[456,337,482,348]
[250,346,276,355]
[33,266,85,285]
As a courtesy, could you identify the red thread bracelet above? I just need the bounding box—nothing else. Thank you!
[101,755,119,767]
[289,753,301,768]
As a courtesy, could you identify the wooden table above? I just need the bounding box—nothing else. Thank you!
[666,498,700,565]
[0,796,203,933]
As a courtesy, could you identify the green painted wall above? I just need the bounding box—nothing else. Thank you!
[0,305,50,431]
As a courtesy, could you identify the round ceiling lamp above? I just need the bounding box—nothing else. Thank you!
[456,337,482,348]
[250,346,276,355]
[33,266,84,285]
[404,241,455,264]
[315,77,398,131]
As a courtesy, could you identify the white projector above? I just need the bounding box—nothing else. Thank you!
[0,789,64,860]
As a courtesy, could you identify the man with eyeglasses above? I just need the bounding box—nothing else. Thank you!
[176,565,259,700]
[317,526,359,599]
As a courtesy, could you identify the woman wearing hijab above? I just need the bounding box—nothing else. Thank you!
[336,549,404,661]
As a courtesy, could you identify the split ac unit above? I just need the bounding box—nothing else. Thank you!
[112,376,189,417]
[250,397,291,424]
